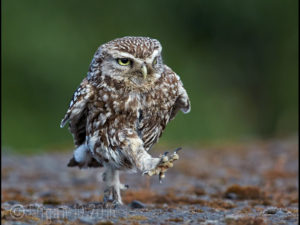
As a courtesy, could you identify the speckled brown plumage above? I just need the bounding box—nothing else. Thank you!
[61,36,190,205]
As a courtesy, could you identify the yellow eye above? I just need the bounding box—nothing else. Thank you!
[117,58,131,66]
[153,57,158,65]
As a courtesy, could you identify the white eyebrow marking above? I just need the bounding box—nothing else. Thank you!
[109,51,135,59]
[145,49,161,64]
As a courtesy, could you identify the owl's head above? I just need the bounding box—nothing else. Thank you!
[88,36,164,85]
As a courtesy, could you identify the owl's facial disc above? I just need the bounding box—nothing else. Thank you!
[102,49,162,85]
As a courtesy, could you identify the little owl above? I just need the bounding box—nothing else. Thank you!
[60,36,190,206]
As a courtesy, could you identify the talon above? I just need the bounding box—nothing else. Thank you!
[174,147,182,153]
[159,172,165,183]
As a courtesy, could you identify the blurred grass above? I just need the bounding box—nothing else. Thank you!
[2,0,298,153]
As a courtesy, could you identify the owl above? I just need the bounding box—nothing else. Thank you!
[60,36,190,206]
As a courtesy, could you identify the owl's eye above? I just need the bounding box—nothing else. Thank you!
[117,58,131,66]
[153,57,158,66]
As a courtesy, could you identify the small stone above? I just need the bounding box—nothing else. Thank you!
[264,207,278,214]
[281,208,288,213]
[225,193,238,200]
[130,200,145,209]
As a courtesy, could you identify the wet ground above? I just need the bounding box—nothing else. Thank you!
[1,138,298,224]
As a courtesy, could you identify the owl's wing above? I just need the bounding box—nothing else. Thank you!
[170,74,191,120]
[60,78,94,146]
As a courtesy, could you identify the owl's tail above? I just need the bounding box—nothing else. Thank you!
[67,144,103,168]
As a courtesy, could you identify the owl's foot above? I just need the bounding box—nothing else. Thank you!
[103,187,113,208]
[103,185,125,208]
[144,147,182,183]
[102,169,126,208]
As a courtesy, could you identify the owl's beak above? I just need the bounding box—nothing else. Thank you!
[141,65,147,79]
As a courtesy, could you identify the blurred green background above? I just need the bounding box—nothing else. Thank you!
[2,0,298,153]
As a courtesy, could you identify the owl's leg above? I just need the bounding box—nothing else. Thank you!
[130,142,181,182]
[124,137,181,182]
[124,137,160,172]
[102,167,125,207]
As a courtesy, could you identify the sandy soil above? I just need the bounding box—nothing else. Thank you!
[1,138,298,224]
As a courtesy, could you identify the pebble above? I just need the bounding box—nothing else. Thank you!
[225,193,238,200]
[129,200,145,209]
[264,207,278,214]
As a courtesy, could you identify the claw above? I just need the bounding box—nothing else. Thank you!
[161,151,169,162]
[169,147,181,162]
[159,172,165,183]
[174,147,182,153]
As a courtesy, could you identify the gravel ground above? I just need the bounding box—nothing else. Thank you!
[1,138,298,225]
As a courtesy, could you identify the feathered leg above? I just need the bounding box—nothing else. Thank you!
[102,167,128,207]
[125,137,181,182]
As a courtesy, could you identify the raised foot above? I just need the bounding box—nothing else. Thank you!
[144,147,182,183]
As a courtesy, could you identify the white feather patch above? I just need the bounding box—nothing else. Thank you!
[74,144,89,163]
